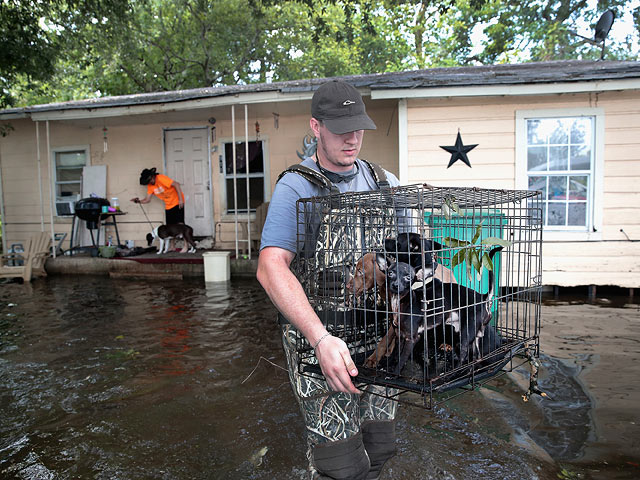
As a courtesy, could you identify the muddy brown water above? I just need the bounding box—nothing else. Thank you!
[1,277,639,479]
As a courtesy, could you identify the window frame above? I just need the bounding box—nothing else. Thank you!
[516,108,604,241]
[51,145,90,217]
[220,137,269,217]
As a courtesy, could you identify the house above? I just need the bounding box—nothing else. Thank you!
[0,60,638,288]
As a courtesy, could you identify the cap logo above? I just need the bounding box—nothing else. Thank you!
[342,100,356,106]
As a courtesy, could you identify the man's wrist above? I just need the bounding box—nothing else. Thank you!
[313,332,332,350]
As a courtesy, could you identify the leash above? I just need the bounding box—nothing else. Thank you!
[137,202,156,230]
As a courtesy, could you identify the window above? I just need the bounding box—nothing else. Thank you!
[53,147,88,216]
[516,109,603,239]
[223,140,265,214]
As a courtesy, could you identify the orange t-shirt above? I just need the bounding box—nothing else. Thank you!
[147,174,184,210]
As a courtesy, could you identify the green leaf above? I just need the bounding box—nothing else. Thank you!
[444,237,469,248]
[443,195,461,218]
[469,249,481,275]
[451,249,465,268]
[442,202,451,220]
[480,237,512,248]
[471,222,484,244]
[465,252,473,281]
[482,252,494,271]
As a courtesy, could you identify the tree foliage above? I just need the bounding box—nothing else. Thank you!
[1,0,130,108]
[3,0,639,108]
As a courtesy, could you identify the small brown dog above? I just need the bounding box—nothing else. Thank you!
[346,252,387,304]
[346,253,397,368]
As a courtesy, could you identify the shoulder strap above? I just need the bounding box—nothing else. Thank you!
[277,164,340,195]
[361,159,390,189]
[277,159,390,193]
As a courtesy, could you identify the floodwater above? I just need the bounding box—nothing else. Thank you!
[1,277,639,480]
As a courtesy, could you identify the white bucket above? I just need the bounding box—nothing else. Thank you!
[203,251,231,282]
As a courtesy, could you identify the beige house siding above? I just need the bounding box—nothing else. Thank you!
[405,91,640,288]
[0,98,399,253]
[205,98,398,250]
[2,77,637,287]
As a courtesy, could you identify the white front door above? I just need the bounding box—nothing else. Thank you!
[164,128,213,237]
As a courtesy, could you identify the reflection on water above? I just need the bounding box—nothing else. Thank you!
[1,277,639,479]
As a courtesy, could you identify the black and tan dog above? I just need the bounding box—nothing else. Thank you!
[376,245,503,375]
[146,224,197,254]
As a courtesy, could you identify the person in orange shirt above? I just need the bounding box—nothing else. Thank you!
[131,167,185,225]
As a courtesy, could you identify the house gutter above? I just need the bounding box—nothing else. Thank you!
[6,78,636,124]
[370,78,640,100]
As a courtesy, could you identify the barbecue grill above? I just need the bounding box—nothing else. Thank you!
[74,197,111,230]
[69,197,125,253]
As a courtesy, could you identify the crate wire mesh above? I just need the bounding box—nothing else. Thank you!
[292,184,542,408]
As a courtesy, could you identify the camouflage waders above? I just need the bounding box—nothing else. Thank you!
[282,325,397,480]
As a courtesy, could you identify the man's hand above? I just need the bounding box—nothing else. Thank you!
[314,334,360,394]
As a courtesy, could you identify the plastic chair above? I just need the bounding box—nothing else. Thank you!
[0,232,51,282]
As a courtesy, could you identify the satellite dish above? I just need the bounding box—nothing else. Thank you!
[594,9,615,43]
[568,9,616,60]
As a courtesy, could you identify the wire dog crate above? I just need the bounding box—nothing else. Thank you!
[292,184,543,408]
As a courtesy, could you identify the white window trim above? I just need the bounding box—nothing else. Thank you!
[51,145,90,217]
[516,108,604,242]
[218,136,269,219]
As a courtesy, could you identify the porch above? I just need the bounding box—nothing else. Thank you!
[44,249,258,280]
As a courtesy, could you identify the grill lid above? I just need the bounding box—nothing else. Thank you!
[74,197,110,222]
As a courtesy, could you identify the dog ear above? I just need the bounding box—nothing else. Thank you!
[383,238,397,255]
[407,232,422,251]
[375,253,389,272]
[431,240,443,252]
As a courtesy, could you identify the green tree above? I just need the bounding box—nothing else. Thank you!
[4,0,640,108]
[0,0,130,109]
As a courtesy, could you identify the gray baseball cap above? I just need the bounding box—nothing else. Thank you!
[311,80,377,134]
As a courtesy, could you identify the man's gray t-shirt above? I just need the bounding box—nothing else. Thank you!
[260,157,400,253]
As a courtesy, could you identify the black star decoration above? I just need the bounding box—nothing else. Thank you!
[440,131,478,168]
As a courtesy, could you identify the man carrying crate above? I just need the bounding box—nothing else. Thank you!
[257,80,401,480]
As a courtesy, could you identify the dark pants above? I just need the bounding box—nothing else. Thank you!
[165,205,184,225]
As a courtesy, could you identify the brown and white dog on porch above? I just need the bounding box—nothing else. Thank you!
[146,224,197,254]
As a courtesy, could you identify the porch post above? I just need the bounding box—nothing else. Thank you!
[231,105,239,259]
[244,104,251,259]
[0,141,5,255]
[36,121,45,231]
[398,98,408,185]
[46,121,56,258]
